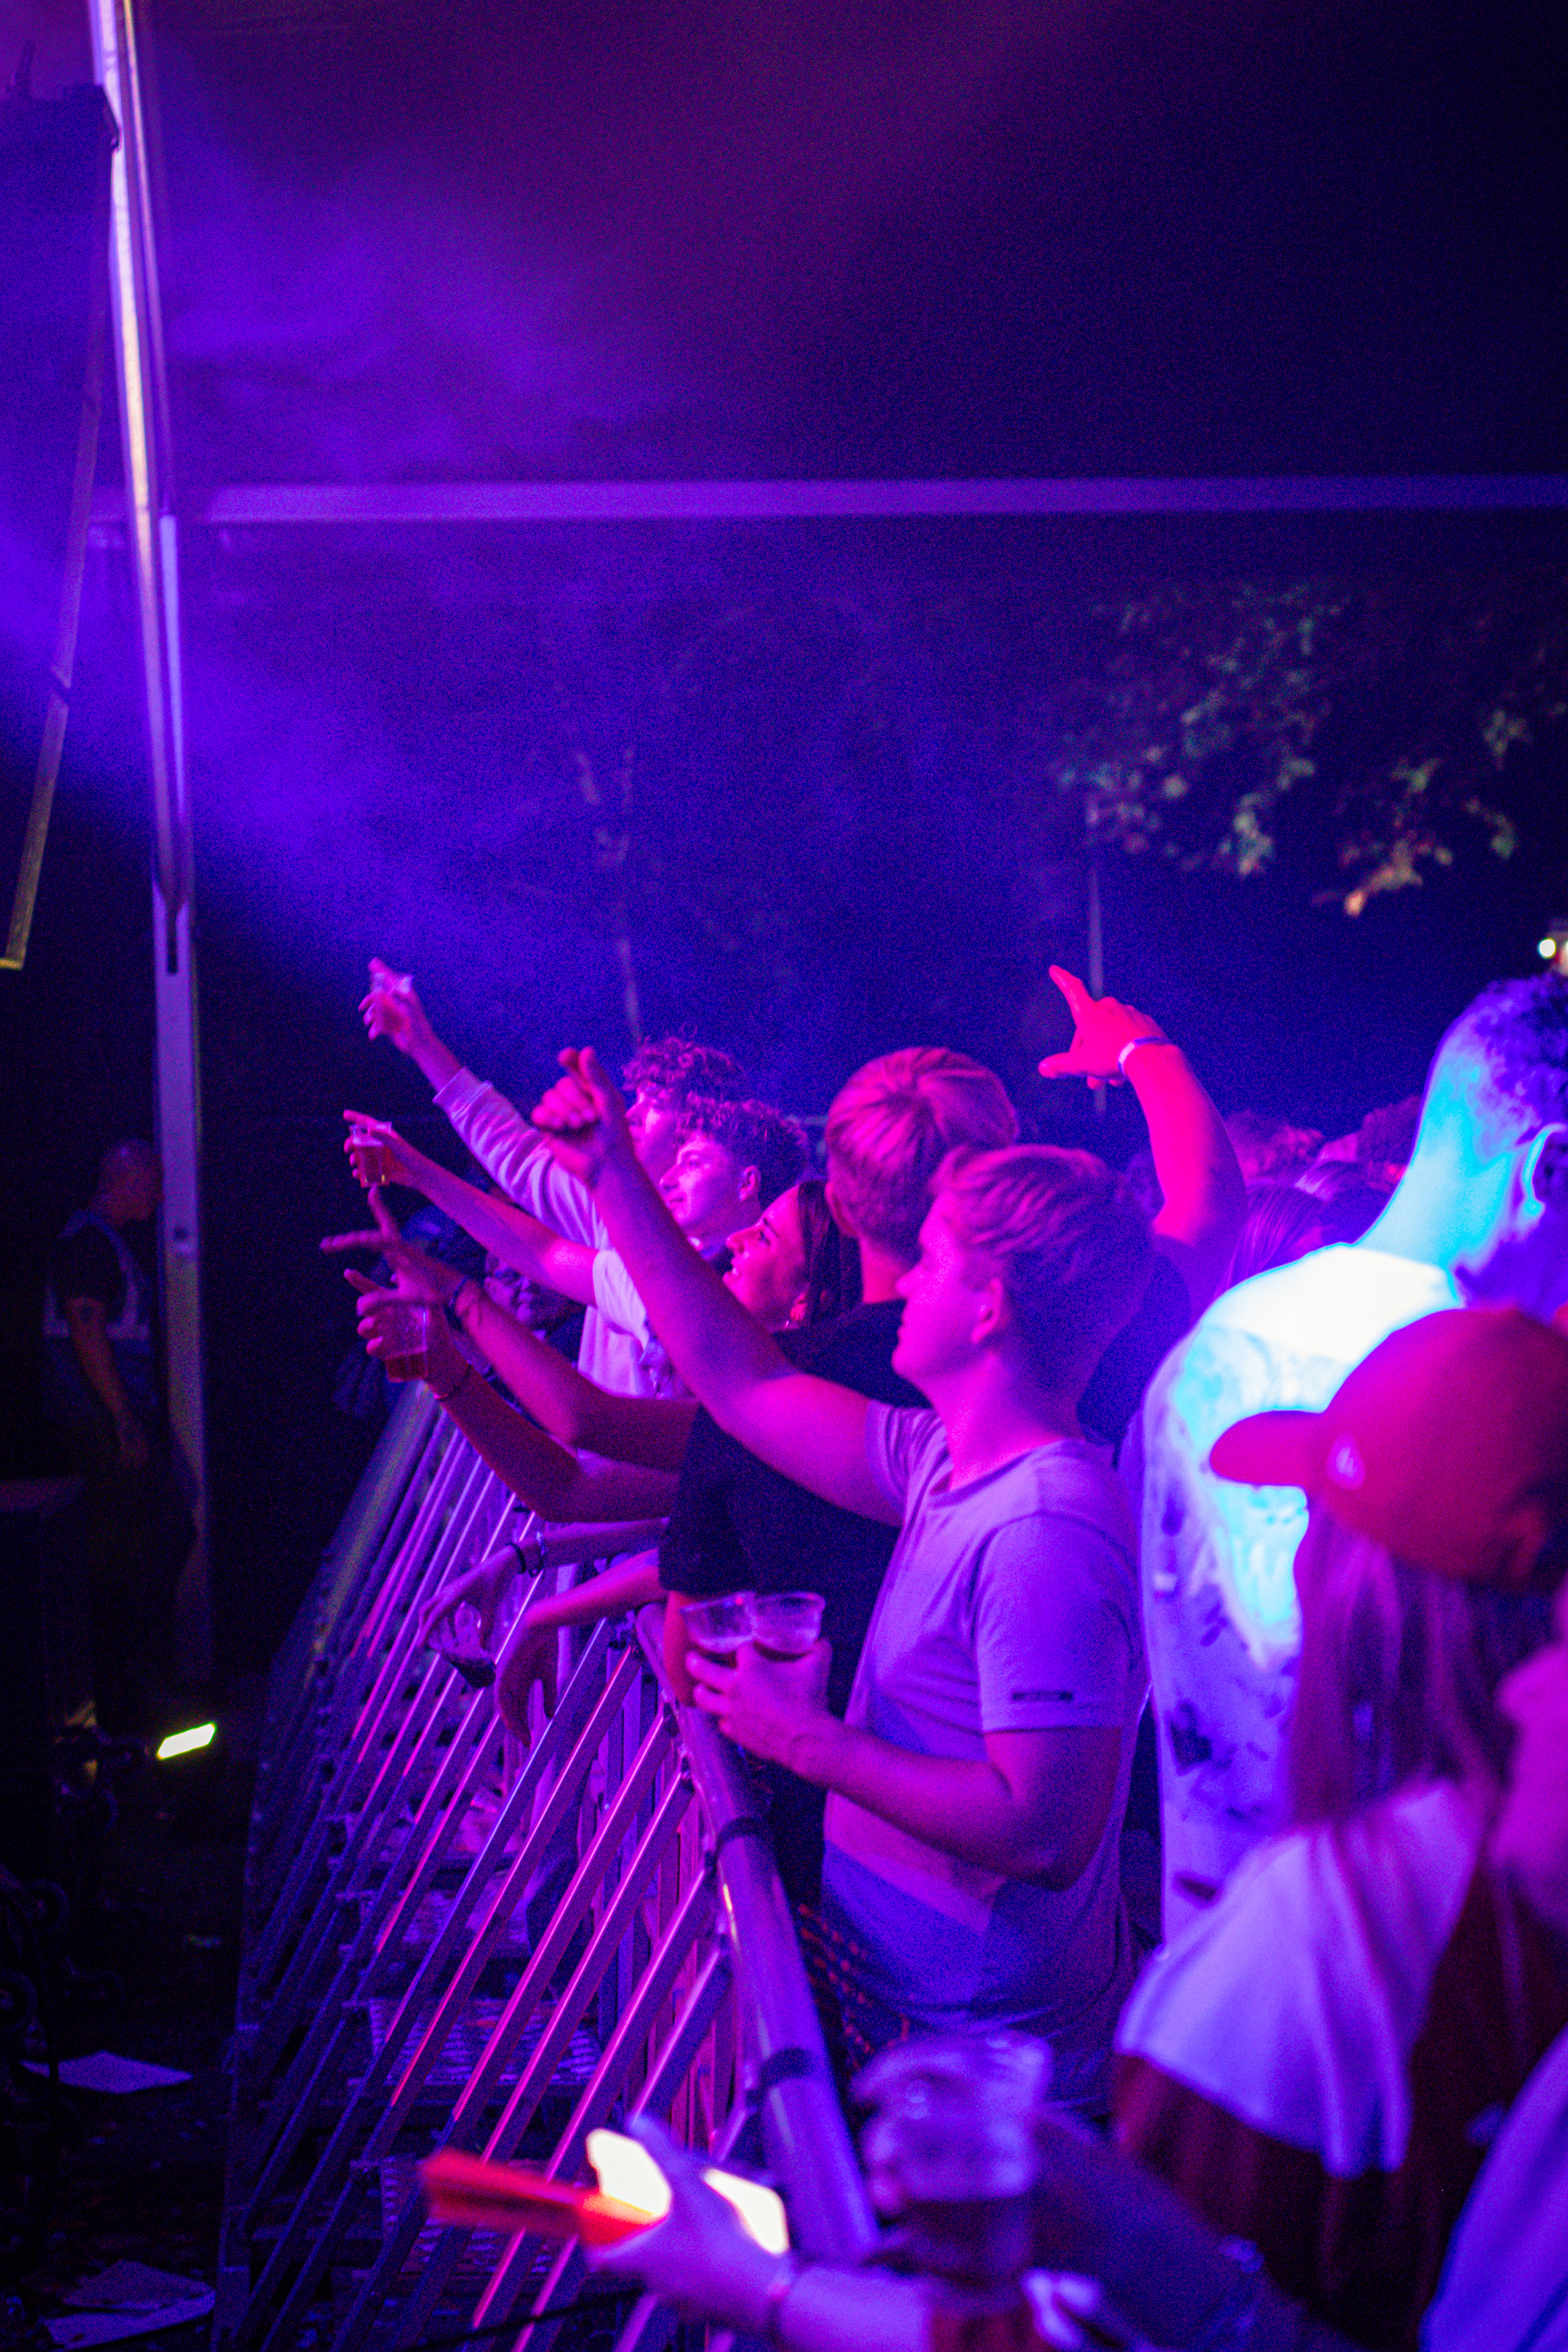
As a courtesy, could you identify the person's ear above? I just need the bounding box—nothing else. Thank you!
[970,1272,1009,1346]
[823,1178,856,1236]
[1521,1126,1568,1218]
[736,1162,761,1209]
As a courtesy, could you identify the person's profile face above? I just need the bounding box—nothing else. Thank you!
[891,1190,991,1389]
[658,1132,751,1242]
[624,1089,682,1178]
[723,1185,808,1330]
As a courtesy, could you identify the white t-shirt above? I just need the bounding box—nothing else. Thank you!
[435,1067,663,1400]
[1138,1245,1458,1933]
[590,1247,681,1395]
[822,1404,1146,2115]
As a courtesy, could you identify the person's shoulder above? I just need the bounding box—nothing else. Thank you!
[1118,1784,1487,2164]
[868,1400,948,1506]
[50,1215,119,1292]
[998,1440,1136,1551]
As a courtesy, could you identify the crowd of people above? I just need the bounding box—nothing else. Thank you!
[326,957,1568,2352]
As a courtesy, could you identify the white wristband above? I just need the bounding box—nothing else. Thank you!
[1116,1035,1171,1078]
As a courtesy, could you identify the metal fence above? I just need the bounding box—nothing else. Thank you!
[217,1386,875,2352]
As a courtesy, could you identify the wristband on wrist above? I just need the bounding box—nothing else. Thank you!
[759,2254,805,2346]
[443,1277,478,1332]
[1116,1034,1174,1078]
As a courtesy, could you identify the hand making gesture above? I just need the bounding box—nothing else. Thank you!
[528,1047,638,1188]
[1036,966,1171,1091]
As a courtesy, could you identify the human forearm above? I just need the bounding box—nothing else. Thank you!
[786,1719,1081,1883]
[593,1150,882,1513]
[434,1361,678,1521]
[1031,2126,1346,2352]
[388,1144,596,1305]
[1127,1043,1245,1307]
[453,1285,695,1468]
[523,1552,664,1634]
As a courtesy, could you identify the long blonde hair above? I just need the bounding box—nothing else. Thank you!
[1285,1510,1548,1827]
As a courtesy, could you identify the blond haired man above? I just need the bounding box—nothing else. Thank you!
[528,1049,1158,2115]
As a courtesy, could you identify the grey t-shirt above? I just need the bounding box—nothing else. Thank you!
[822,1404,1146,2114]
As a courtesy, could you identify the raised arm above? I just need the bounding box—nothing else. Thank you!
[340,1112,600,1306]
[1037,967,1245,1312]
[530,1051,895,1524]
[360,959,464,1092]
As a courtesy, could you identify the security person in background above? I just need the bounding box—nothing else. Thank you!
[43,1140,180,1732]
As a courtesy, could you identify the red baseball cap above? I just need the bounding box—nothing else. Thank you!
[1209,1306,1568,1588]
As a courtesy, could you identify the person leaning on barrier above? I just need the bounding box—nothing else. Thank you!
[526,1048,1162,2117]
[360,957,747,1400]
[1116,1308,1568,2352]
[352,1176,856,1726]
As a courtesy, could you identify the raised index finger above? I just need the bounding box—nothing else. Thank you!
[1048,965,1096,1023]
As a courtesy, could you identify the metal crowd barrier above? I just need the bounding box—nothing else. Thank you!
[218,1389,876,2352]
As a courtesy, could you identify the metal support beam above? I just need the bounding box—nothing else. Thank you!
[191,473,1568,526]
[86,0,209,1674]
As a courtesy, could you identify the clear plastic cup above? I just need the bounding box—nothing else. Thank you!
[379,1299,430,1383]
[681,1591,755,1668]
[429,1601,496,1688]
[349,1129,394,1188]
[749,1591,825,1661]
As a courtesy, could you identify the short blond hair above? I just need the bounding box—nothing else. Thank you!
[825,1049,1018,1261]
[935,1145,1153,1385]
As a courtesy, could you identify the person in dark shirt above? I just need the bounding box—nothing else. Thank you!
[42,1141,188,1732]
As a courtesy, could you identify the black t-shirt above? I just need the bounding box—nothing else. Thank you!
[1078,1251,1192,1453]
[658,1300,922,1717]
[50,1220,126,1317]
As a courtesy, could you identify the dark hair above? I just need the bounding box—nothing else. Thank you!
[1356,1095,1422,1175]
[936,1144,1154,1387]
[678,1096,810,1209]
[1286,1513,1551,1827]
[1292,1159,1389,1237]
[1224,1184,1337,1289]
[1428,975,1568,1155]
[795,1176,861,1329]
[1223,1111,1323,1184]
[621,1036,748,1106]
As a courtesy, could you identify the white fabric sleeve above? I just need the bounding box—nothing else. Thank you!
[433,1067,603,1243]
[972,1516,1138,1731]
[589,1248,656,1351]
[864,1402,941,1519]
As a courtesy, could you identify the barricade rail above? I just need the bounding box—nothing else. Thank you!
[218,1388,875,2352]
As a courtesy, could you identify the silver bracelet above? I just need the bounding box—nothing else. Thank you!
[758,2253,805,2346]
[1116,1034,1174,1078]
